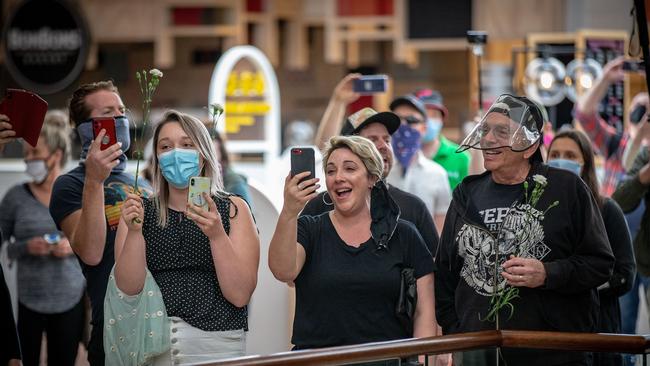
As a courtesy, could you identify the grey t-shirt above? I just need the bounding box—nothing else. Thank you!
[0,183,85,313]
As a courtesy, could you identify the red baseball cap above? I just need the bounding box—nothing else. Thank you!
[414,88,448,118]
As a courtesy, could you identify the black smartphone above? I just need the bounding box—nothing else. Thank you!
[352,75,388,94]
[630,105,647,124]
[290,147,315,185]
[622,60,645,72]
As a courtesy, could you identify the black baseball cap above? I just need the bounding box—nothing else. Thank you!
[340,107,401,136]
[389,94,428,121]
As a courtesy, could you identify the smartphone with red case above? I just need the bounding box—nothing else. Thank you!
[0,89,48,147]
[92,117,117,150]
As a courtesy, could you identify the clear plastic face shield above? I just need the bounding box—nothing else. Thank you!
[458,95,542,152]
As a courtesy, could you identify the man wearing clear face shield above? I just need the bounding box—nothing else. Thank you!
[435,94,614,366]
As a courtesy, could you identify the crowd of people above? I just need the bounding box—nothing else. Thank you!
[0,54,649,366]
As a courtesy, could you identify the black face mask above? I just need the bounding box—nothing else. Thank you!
[630,105,647,124]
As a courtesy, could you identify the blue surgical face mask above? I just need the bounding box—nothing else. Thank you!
[76,116,130,172]
[158,148,200,188]
[421,118,442,143]
[548,158,582,176]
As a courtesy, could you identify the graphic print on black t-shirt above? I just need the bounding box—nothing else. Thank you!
[459,176,550,296]
[478,207,511,233]
[104,181,151,230]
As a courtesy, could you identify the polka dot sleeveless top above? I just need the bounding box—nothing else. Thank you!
[142,196,248,332]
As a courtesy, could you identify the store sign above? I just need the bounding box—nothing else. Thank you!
[224,70,271,133]
[209,46,280,161]
[3,0,90,94]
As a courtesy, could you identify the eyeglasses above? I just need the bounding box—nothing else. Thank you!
[479,122,512,141]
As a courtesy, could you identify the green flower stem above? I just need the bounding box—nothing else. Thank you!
[132,69,162,194]
[482,287,520,323]
[209,103,224,137]
[131,69,163,224]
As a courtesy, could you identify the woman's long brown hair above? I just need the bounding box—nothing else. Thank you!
[548,129,604,208]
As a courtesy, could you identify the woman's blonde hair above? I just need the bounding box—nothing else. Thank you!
[39,110,71,167]
[151,110,225,226]
[322,135,383,181]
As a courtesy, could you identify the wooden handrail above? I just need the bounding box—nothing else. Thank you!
[202,331,650,366]
[206,331,500,366]
[500,330,650,353]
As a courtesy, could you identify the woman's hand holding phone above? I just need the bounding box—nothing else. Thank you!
[0,114,16,147]
[121,193,144,231]
[185,192,226,240]
[50,237,74,258]
[26,236,50,256]
[283,172,320,217]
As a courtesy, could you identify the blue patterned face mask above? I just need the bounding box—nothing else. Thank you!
[547,158,582,176]
[391,123,421,174]
[77,116,130,173]
[158,148,200,188]
[421,118,442,143]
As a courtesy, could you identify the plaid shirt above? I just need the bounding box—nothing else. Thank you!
[574,109,629,197]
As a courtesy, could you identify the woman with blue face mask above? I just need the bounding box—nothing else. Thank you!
[547,129,635,366]
[112,110,260,365]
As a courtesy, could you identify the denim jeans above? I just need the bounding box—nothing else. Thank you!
[619,273,650,365]
[620,200,648,366]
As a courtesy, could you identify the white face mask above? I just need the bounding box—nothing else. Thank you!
[25,159,49,184]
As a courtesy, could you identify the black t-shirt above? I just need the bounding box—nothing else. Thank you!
[301,185,439,253]
[49,165,151,362]
[469,175,523,234]
[292,213,434,349]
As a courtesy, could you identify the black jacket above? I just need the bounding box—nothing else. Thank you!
[0,230,21,363]
[435,162,615,365]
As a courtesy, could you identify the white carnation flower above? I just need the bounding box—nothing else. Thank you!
[532,174,547,186]
[149,68,163,78]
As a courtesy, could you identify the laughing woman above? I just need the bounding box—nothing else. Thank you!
[269,135,435,363]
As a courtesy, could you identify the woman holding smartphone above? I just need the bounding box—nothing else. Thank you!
[0,111,85,366]
[113,110,260,365]
[269,135,435,364]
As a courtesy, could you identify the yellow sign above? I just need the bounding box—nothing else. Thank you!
[226,71,266,97]
[225,71,270,133]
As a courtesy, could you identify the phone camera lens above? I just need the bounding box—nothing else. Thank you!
[191,179,195,186]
